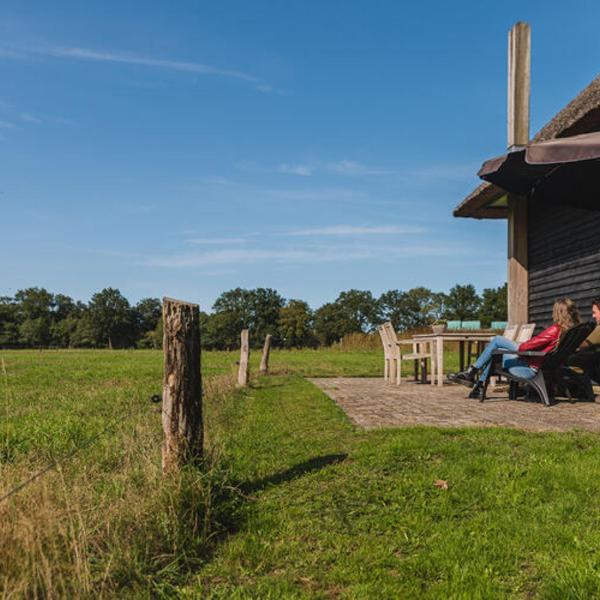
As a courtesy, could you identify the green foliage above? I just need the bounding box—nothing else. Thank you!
[378,287,446,331]
[314,289,379,344]
[444,284,482,321]
[479,283,508,328]
[88,288,135,349]
[0,283,508,350]
[210,287,285,349]
[278,299,315,348]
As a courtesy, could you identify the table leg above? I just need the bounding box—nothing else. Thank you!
[430,340,436,386]
[459,341,465,372]
[436,336,444,386]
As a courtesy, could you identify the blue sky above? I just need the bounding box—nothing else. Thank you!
[1,1,599,310]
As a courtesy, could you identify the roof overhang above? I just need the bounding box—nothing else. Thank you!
[455,73,600,219]
[453,182,508,219]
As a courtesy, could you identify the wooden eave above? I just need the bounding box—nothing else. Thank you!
[455,74,600,219]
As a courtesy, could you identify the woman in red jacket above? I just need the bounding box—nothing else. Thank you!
[450,298,580,397]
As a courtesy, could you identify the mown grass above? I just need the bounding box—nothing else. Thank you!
[3,348,600,597]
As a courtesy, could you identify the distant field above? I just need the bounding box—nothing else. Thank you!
[3,348,599,597]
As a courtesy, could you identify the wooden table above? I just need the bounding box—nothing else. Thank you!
[413,332,495,387]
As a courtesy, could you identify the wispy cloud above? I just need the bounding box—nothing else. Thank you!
[242,159,395,178]
[20,112,41,123]
[325,160,395,176]
[185,237,248,245]
[287,225,425,236]
[0,120,15,129]
[3,43,279,93]
[278,163,313,176]
[238,158,476,182]
[139,239,467,269]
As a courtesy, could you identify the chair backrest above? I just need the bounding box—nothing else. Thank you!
[382,322,399,346]
[461,320,481,330]
[515,323,536,343]
[377,325,392,358]
[544,321,596,370]
[447,320,462,330]
[492,321,508,330]
[502,324,518,341]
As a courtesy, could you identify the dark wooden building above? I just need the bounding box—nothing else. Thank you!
[454,25,600,329]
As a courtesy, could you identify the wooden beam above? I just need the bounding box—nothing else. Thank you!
[162,298,203,472]
[507,22,530,325]
[508,22,531,148]
[507,195,528,325]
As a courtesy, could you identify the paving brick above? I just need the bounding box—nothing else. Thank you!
[309,377,600,432]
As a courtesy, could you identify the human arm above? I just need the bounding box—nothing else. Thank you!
[518,323,561,353]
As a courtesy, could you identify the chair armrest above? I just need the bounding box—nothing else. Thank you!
[491,348,545,357]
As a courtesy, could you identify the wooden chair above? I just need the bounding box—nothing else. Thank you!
[383,323,433,385]
[480,321,596,406]
[377,325,394,382]
[488,323,532,389]
[515,323,536,343]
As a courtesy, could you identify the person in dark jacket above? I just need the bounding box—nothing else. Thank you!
[567,298,600,382]
[450,298,581,397]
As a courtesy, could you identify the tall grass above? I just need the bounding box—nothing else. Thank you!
[0,353,242,597]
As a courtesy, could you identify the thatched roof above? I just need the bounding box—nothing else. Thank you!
[454,74,600,218]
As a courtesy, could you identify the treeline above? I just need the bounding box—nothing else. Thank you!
[0,284,507,350]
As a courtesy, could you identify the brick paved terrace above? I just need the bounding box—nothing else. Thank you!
[310,377,600,432]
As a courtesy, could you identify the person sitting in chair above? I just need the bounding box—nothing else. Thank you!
[567,298,600,383]
[449,298,581,398]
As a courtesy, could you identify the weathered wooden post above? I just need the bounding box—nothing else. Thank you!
[237,329,250,387]
[162,298,203,473]
[507,22,530,325]
[259,334,272,375]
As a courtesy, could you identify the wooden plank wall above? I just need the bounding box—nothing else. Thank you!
[528,196,600,329]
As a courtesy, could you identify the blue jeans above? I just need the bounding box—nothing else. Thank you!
[474,335,536,381]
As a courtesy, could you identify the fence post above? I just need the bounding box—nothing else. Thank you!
[237,329,250,387]
[259,334,272,375]
[162,297,203,473]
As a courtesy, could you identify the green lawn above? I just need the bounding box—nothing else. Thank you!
[2,349,599,598]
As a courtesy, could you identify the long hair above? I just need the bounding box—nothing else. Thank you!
[552,298,580,333]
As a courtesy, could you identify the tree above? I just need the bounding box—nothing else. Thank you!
[15,287,55,347]
[378,287,436,331]
[444,284,481,321]
[87,288,135,348]
[335,290,380,333]
[134,298,162,342]
[0,296,20,347]
[278,300,315,348]
[313,302,345,346]
[478,283,508,328]
[313,290,379,345]
[212,287,285,348]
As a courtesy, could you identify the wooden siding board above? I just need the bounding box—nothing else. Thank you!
[528,197,600,328]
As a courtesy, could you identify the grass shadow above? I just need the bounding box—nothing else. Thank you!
[240,453,348,495]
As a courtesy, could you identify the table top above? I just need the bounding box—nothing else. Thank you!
[412,332,495,341]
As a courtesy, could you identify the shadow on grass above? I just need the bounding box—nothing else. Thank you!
[188,453,349,571]
[240,453,348,496]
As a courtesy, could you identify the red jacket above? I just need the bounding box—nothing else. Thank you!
[517,323,562,370]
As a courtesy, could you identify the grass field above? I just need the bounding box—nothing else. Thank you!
[3,348,600,598]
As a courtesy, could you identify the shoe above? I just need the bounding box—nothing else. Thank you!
[468,382,483,399]
[448,365,478,387]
